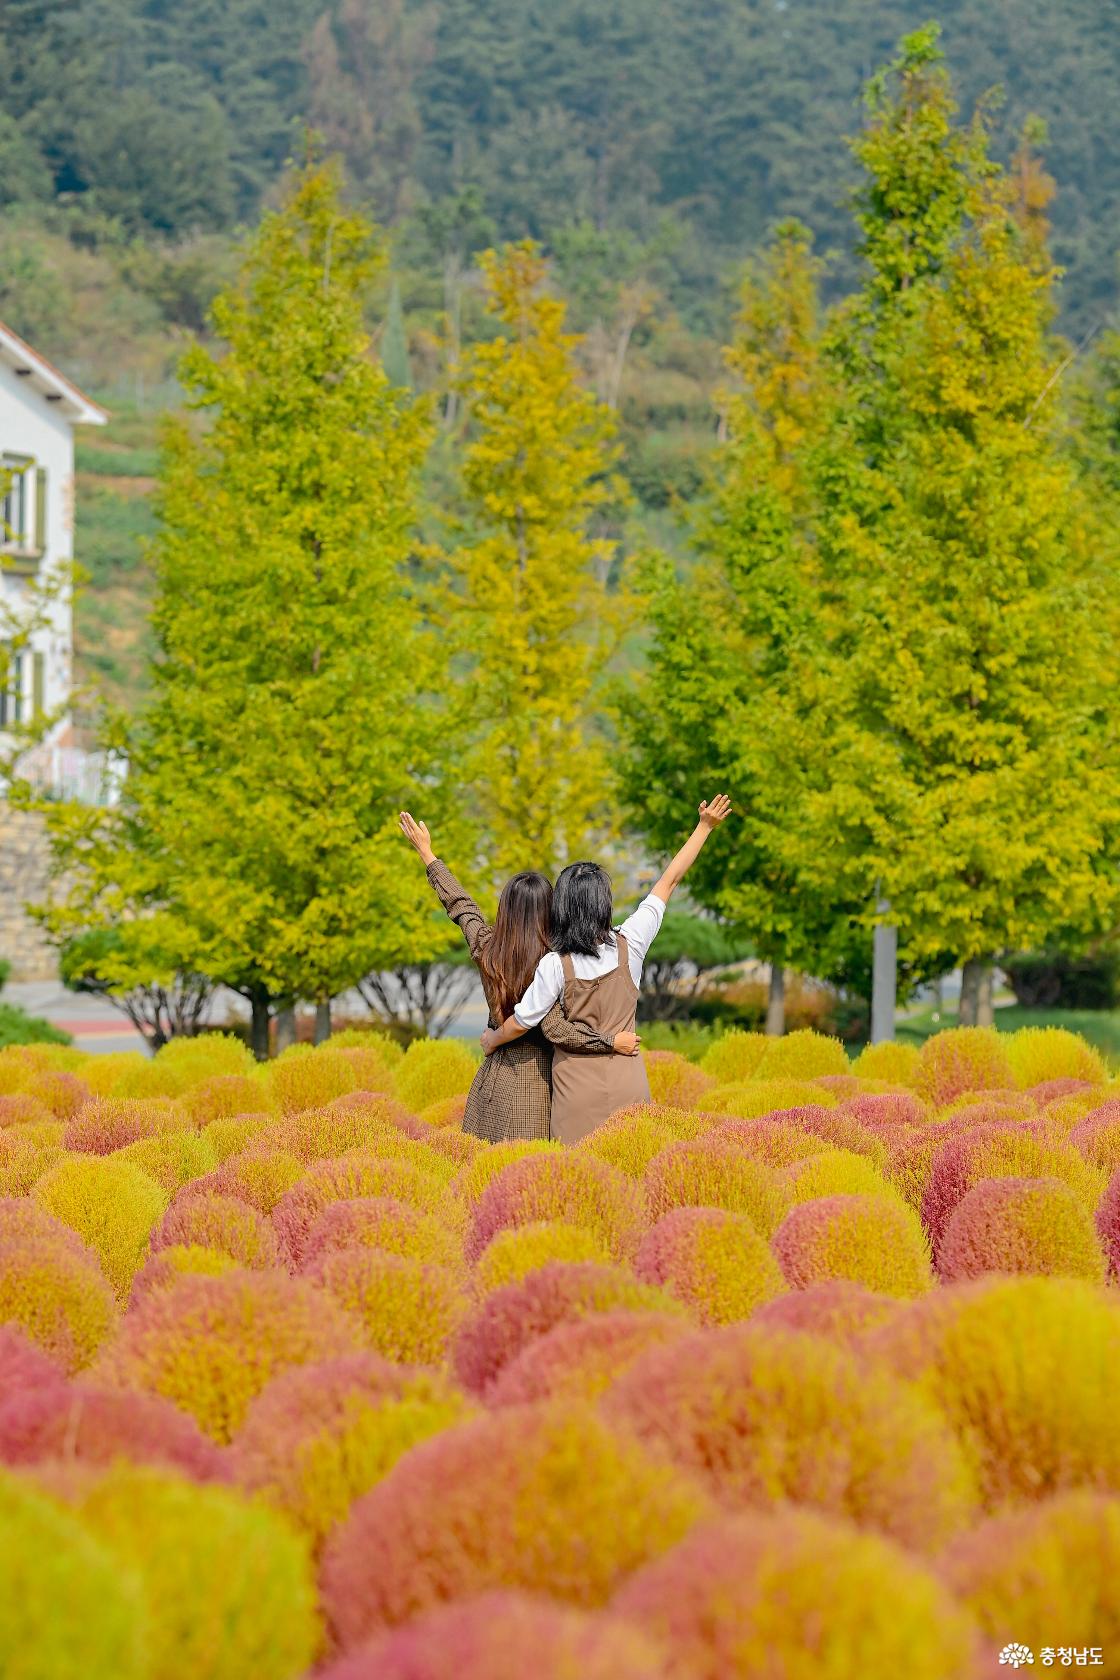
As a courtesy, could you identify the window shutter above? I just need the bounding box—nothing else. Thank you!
[34,467,47,556]
[32,650,46,718]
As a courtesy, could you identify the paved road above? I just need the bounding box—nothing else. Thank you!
[6,975,494,1054]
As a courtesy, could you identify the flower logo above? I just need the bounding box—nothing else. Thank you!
[1000,1647,1035,1670]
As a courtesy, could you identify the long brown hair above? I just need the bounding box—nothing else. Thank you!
[478,870,553,1021]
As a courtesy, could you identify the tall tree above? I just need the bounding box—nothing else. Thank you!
[806,27,1120,1025]
[443,241,626,885]
[620,222,856,1032]
[37,162,445,1054]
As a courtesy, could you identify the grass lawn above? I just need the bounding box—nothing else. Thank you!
[897,1003,1120,1063]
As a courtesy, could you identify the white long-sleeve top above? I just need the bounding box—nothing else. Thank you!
[513,894,666,1028]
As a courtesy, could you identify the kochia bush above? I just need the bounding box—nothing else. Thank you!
[466,1151,645,1265]
[866,1275,1120,1506]
[267,1044,359,1113]
[612,1510,982,1680]
[232,1353,470,1548]
[63,1097,191,1154]
[75,1463,320,1680]
[99,1269,364,1441]
[772,1194,932,1297]
[473,1220,611,1293]
[393,1038,478,1112]
[940,1491,1120,1661]
[273,1150,449,1267]
[751,1279,902,1343]
[33,1154,168,1300]
[1005,1026,1107,1091]
[921,1129,1103,1263]
[914,1026,1014,1105]
[307,1249,468,1365]
[0,1197,117,1372]
[486,1310,690,1407]
[0,1469,146,1680]
[601,1323,977,1553]
[939,1175,1106,1283]
[698,1030,768,1084]
[318,1402,711,1646]
[322,1592,671,1680]
[635,1206,786,1324]
[0,1380,227,1480]
[644,1137,788,1236]
[452,1261,687,1397]
[753,1029,849,1082]
[153,1191,282,1270]
[300,1195,461,1272]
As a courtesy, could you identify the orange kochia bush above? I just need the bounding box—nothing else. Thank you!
[318,1402,710,1647]
[600,1323,977,1554]
[466,1153,646,1265]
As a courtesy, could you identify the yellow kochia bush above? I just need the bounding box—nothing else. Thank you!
[33,1155,168,1300]
[267,1045,359,1114]
[473,1221,613,1294]
[393,1038,479,1111]
[0,1469,146,1680]
[753,1029,849,1082]
[97,1269,365,1442]
[74,1464,320,1680]
[1005,1026,1107,1091]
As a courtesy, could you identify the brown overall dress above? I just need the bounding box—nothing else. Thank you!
[550,933,652,1146]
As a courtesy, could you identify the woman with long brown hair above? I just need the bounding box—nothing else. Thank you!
[399,812,637,1143]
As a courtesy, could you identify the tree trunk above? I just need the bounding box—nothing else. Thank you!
[958,958,993,1028]
[248,988,272,1062]
[977,962,994,1028]
[766,963,786,1036]
[275,1004,297,1053]
[314,1000,332,1044]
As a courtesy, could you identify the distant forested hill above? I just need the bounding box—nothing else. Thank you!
[3,0,1119,330]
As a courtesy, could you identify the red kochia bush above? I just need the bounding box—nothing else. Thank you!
[1070,1101,1120,1173]
[841,1091,930,1130]
[452,1261,686,1397]
[319,1591,671,1680]
[487,1311,691,1407]
[319,1402,710,1647]
[920,1127,1102,1262]
[601,1323,976,1554]
[152,1191,282,1270]
[300,1196,461,1272]
[466,1152,645,1265]
[64,1097,190,1154]
[1095,1166,1120,1279]
[612,1510,983,1680]
[939,1175,1105,1283]
[751,1279,902,1343]
[273,1152,448,1267]
[0,1381,228,1480]
[0,1322,67,1398]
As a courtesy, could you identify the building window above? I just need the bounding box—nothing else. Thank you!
[1,458,40,553]
[0,648,25,728]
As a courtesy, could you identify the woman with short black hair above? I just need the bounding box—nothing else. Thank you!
[481,795,732,1144]
[399,812,636,1143]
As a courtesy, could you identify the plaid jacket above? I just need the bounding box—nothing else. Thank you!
[427,858,616,1143]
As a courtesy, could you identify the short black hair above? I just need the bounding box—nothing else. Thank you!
[551,861,614,956]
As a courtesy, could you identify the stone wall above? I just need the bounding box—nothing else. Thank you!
[0,805,57,981]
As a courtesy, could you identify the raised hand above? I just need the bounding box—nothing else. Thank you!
[399,811,436,866]
[698,793,732,830]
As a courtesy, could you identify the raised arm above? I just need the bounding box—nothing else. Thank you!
[399,812,489,962]
[649,794,732,905]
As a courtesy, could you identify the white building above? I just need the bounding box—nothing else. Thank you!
[1,318,106,772]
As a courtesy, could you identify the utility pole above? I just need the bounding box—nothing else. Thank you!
[871,893,897,1044]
